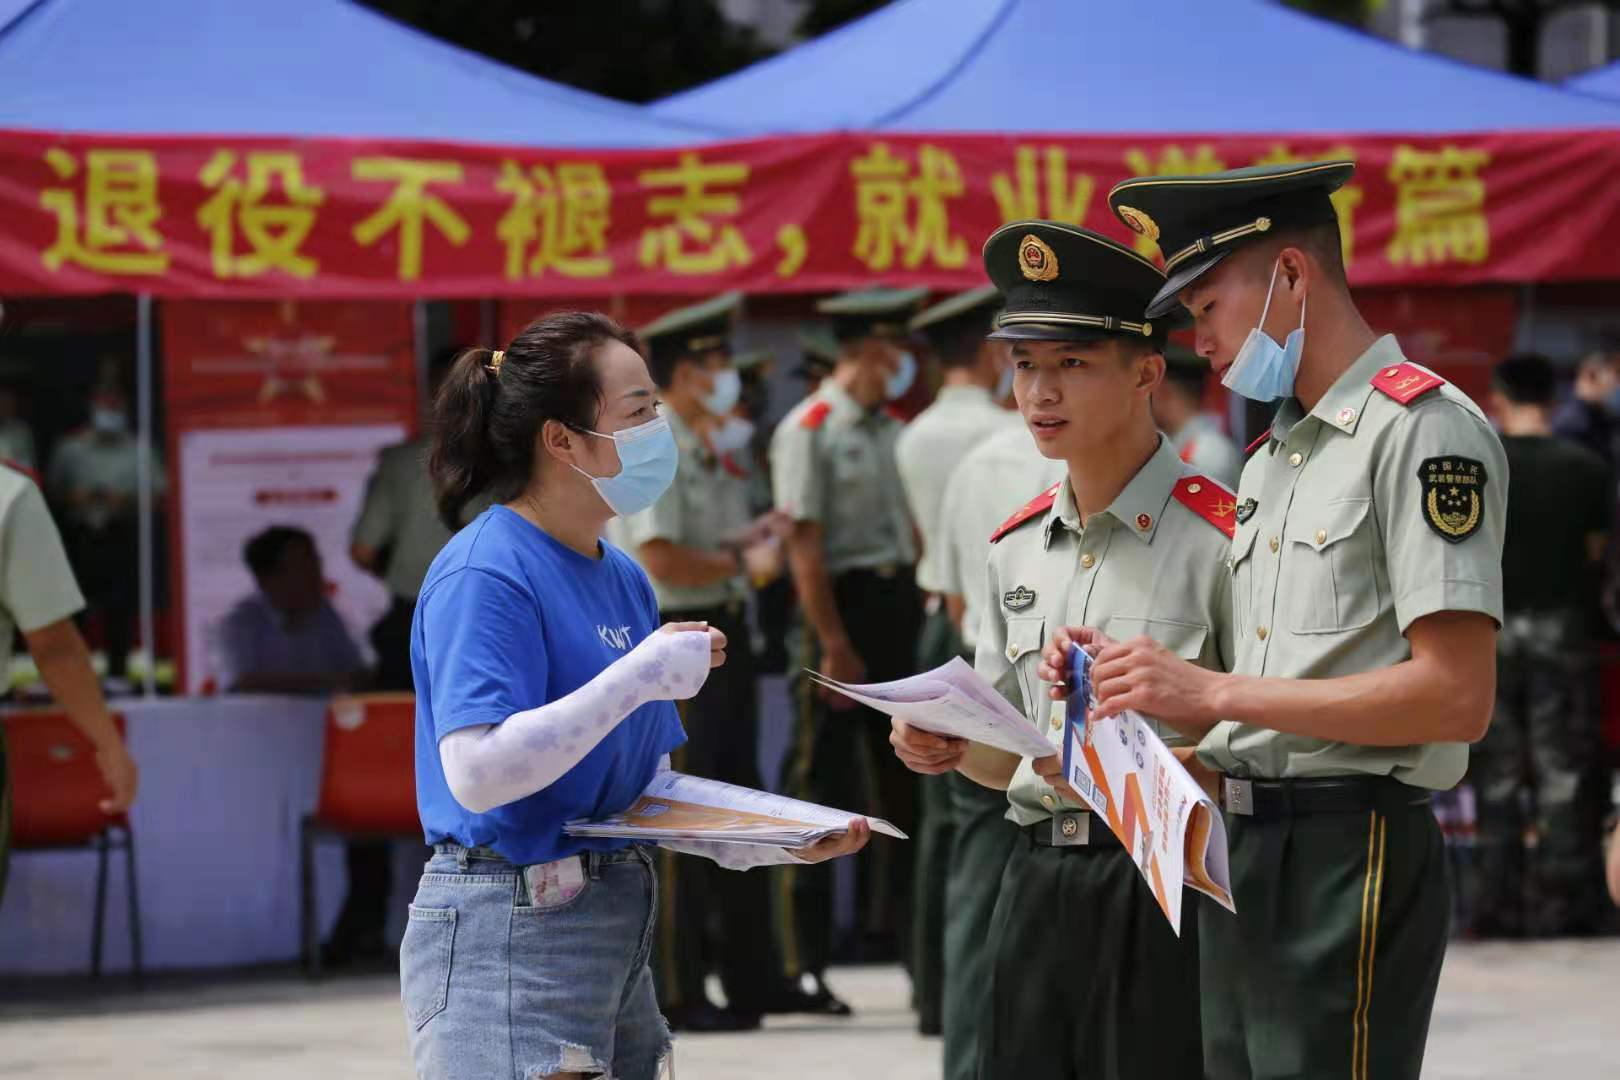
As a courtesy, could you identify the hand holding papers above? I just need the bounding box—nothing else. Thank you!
[808,656,1056,760]
[1059,645,1234,933]
[565,771,905,850]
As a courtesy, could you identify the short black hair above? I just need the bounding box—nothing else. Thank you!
[924,310,995,370]
[1254,221,1346,285]
[1493,352,1557,407]
[243,525,314,580]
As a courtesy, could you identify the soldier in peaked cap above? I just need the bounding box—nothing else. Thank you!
[893,284,1016,1036]
[1035,160,1507,1080]
[887,222,1237,1080]
[623,294,821,1030]
[770,286,928,1014]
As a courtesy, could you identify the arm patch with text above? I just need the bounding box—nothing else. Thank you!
[1418,456,1487,543]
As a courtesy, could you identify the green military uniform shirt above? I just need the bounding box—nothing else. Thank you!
[936,425,1063,654]
[623,409,752,610]
[0,466,85,674]
[976,436,1235,826]
[771,380,916,574]
[1170,413,1243,490]
[351,435,453,602]
[895,386,1019,593]
[1199,336,1507,789]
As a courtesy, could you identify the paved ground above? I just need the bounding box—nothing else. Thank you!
[1,940,1614,1078]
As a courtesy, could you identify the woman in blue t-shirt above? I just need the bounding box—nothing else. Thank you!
[400,311,867,1080]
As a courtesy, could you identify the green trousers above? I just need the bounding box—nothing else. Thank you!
[1201,792,1450,1080]
[777,568,922,977]
[980,825,1203,1080]
[942,773,1020,1080]
[651,603,780,1014]
[910,606,966,1032]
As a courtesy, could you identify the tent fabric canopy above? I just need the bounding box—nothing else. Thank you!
[1566,60,1620,100]
[0,0,716,147]
[652,0,1620,134]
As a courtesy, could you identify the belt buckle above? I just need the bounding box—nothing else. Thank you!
[1051,811,1090,847]
[1223,777,1254,816]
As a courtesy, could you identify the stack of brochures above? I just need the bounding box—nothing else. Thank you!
[565,771,906,849]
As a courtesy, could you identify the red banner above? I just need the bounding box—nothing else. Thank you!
[3,127,1618,300]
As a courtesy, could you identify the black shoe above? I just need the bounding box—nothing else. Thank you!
[762,974,853,1017]
[664,1002,762,1033]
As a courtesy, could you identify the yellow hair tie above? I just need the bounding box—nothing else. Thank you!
[488,349,505,375]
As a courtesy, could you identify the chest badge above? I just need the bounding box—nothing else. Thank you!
[1002,585,1037,611]
[1235,498,1258,524]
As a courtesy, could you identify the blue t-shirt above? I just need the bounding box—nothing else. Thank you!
[410,504,686,865]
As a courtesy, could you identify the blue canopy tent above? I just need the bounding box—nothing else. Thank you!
[0,0,717,147]
[1566,60,1620,100]
[652,0,1620,133]
[0,0,720,697]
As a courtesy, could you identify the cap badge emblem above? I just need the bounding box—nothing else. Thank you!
[1116,205,1160,242]
[1019,234,1059,282]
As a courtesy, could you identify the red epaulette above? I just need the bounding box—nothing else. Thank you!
[884,404,908,423]
[1171,475,1236,540]
[719,453,747,479]
[0,458,40,486]
[800,400,832,430]
[1370,362,1445,405]
[1244,431,1269,455]
[990,482,1061,544]
[1178,440,1197,464]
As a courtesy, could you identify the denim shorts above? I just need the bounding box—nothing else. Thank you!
[400,842,671,1080]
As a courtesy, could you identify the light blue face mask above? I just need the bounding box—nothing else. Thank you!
[1221,260,1307,403]
[886,350,918,401]
[702,366,742,416]
[571,413,679,516]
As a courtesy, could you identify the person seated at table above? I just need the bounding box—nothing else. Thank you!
[215,525,368,695]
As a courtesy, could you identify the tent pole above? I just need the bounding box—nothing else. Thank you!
[135,294,157,699]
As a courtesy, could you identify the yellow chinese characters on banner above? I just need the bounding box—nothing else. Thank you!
[197,151,325,280]
[991,146,1095,226]
[638,152,752,275]
[1386,145,1490,268]
[496,160,613,280]
[351,157,470,281]
[851,142,967,272]
[40,148,169,275]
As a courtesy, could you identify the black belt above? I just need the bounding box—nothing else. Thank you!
[1219,775,1431,821]
[836,563,909,582]
[1025,810,1099,848]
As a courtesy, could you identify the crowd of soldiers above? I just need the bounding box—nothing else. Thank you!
[573,156,1520,1080]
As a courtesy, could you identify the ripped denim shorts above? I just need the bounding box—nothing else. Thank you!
[400,843,670,1080]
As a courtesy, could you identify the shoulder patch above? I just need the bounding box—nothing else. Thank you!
[1370,362,1445,405]
[0,458,40,486]
[1244,431,1270,456]
[990,482,1061,544]
[884,404,908,423]
[1171,475,1237,540]
[800,400,832,430]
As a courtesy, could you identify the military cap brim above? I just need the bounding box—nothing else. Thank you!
[817,286,930,340]
[909,284,1000,334]
[1109,160,1354,319]
[639,292,742,359]
[982,221,1166,344]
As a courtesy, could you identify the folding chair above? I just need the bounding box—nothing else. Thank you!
[300,693,419,975]
[3,708,141,979]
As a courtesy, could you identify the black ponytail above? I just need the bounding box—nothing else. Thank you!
[429,312,640,531]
